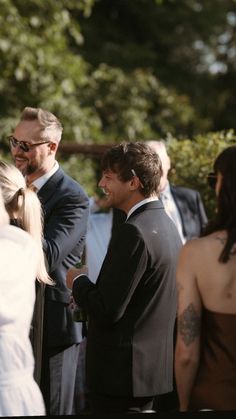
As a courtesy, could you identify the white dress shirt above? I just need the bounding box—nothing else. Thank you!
[160,182,186,244]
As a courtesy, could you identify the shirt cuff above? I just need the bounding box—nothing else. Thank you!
[72,273,87,286]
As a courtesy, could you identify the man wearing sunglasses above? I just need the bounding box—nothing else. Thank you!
[9,107,89,416]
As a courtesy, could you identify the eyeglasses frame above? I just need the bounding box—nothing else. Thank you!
[8,135,51,152]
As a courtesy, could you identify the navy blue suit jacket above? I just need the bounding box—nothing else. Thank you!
[73,200,182,397]
[171,185,208,240]
[38,167,89,347]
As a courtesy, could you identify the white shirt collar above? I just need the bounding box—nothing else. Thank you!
[32,161,59,191]
[161,181,171,197]
[126,196,159,220]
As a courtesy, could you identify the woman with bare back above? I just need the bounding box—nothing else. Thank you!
[175,145,236,411]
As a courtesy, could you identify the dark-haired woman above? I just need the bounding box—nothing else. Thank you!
[175,145,236,411]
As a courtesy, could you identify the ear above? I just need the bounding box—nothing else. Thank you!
[49,142,58,153]
[129,175,142,191]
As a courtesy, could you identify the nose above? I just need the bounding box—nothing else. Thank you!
[98,176,105,189]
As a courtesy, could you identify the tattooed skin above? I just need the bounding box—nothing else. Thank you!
[178,303,200,346]
[215,236,227,245]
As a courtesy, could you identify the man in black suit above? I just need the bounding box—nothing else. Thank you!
[10,107,89,415]
[146,141,208,243]
[67,142,182,414]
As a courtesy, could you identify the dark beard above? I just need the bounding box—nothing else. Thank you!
[16,162,37,177]
[25,164,38,175]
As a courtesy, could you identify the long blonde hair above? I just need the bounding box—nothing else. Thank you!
[0,186,9,226]
[0,161,53,285]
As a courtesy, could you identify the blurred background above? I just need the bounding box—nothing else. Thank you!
[1,0,236,216]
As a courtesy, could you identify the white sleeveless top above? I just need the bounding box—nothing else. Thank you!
[0,225,45,416]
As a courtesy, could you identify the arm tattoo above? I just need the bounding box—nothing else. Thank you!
[178,303,200,346]
[215,236,226,245]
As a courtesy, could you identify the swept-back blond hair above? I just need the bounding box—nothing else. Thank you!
[0,161,53,285]
[21,107,63,143]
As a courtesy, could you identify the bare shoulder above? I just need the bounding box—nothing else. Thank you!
[180,233,223,258]
[179,236,206,261]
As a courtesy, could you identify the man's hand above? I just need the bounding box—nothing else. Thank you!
[66,265,88,290]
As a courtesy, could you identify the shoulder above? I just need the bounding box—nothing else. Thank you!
[117,220,140,235]
[112,220,145,245]
[0,225,37,257]
[178,236,204,262]
[51,168,89,202]
[0,224,32,244]
[171,184,200,198]
[178,233,217,265]
[58,168,86,191]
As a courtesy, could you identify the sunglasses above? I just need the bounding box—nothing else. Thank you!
[207,172,217,189]
[8,135,51,152]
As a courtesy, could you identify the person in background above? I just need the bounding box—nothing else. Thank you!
[0,160,53,386]
[0,186,46,416]
[67,142,182,414]
[146,140,208,243]
[175,145,236,411]
[86,190,126,282]
[77,191,126,412]
[146,140,208,412]
[9,107,89,415]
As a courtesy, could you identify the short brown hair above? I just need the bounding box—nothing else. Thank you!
[101,141,163,197]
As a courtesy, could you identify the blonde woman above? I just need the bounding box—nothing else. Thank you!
[0,187,45,416]
[0,160,53,385]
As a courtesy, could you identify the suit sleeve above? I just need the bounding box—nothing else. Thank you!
[43,188,89,273]
[72,223,148,324]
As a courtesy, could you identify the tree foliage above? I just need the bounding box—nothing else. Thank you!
[78,0,236,133]
[0,0,236,210]
[2,0,236,145]
[167,130,236,218]
[0,0,95,141]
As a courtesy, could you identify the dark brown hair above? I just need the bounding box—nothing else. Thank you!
[101,141,163,197]
[203,145,236,262]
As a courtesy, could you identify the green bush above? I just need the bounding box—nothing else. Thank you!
[166,130,236,219]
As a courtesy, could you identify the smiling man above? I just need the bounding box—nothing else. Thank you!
[9,107,89,415]
[67,141,182,414]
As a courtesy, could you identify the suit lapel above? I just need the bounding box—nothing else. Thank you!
[37,167,64,205]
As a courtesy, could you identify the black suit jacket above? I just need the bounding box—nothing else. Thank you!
[73,200,182,397]
[38,167,89,347]
[171,185,208,240]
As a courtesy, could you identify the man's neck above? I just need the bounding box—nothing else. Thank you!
[122,193,158,214]
[119,193,146,214]
[126,195,159,219]
[26,161,56,184]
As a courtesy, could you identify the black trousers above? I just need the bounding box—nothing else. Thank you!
[41,343,81,415]
[89,393,155,414]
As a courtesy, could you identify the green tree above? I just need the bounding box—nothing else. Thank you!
[0,0,95,141]
[78,0,236,133]
[0,0,236,201]
[167,130,236,218]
